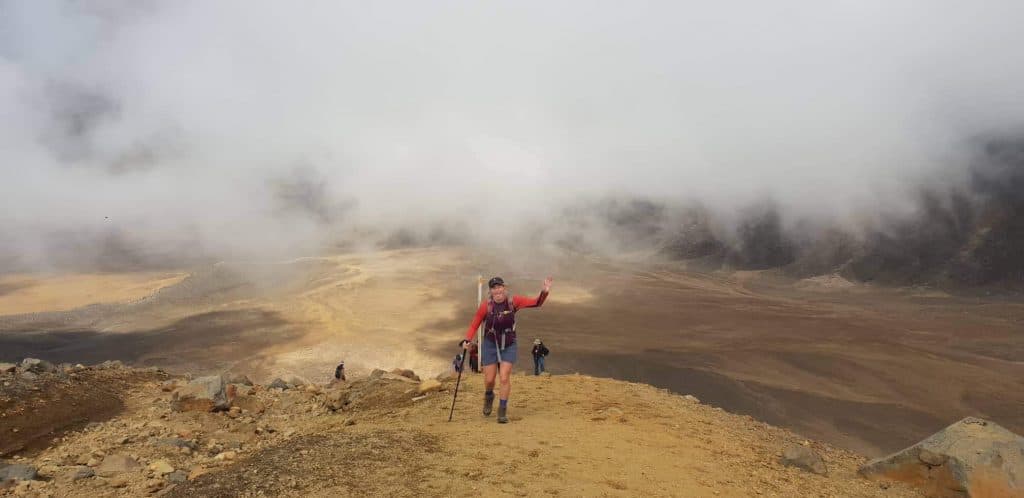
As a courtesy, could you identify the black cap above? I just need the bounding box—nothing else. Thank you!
[488,276,505,288]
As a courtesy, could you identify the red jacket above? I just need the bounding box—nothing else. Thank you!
[465,291,548,341]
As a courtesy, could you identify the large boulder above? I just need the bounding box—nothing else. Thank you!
[859,417,1024,497]
[0,362,17,374]
[171,375,232,412]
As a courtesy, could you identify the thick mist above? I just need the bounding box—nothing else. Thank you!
[2,1,1024,278]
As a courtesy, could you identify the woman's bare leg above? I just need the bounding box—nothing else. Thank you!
[498,361,513,400]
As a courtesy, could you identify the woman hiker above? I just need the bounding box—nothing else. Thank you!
[463,276,552,423]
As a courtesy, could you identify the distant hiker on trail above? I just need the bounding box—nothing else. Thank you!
[334,362,346,382]
[463,275,552,423]
[468,342,480,373]
[452,352,465,373]
[532,339,549,376]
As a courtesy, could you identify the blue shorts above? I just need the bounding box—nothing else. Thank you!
[481,337,517,366]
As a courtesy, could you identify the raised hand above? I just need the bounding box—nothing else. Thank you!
[542,276,553,292]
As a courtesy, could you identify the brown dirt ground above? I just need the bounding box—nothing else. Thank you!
[0,368,167,457]
[2,369,924,497]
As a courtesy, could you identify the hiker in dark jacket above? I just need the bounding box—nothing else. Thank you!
[468,342,480,373]
[463,275,552,423]
[531,339,549,375]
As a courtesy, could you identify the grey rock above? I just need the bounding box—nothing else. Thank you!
[781,444,828,476]
[166,470,188,484]
[20,358,55,374]
[859,417,1024,497]
[0,463,38,481]
[153,438,197,450]
[60,466,95,482]
[171,375,230,412]
[19,371,39,381]
[268,378,290,390]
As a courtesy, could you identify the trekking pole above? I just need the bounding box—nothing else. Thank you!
[448,346,469,422]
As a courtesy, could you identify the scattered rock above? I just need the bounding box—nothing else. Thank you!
[20,358,56,374]
[781,444,828,475]
[95,454,140,477]
[149,460,174,476]
[0,463,38,481]
[226,373,253,386]
[98,360,125,370]
[859,417,1024,497]
[417,379,443,395]
[160,380,179,392]
[325,389,351,411]
[188,466,209,481]
[369,369,387,380]
[171,375,231,412]
[213,451,237,461]
[19,371,39,381]
[391,369,420,381]
[166,470,188,484]
[684,395,700,403]
[268,378,290,390]
[592,407,626,422]
[282,374,309,387]
[232,394,265,414]
[382,372,419,384]
[60,466,94,482]
[145,479,165,493]
[108,476,129,488]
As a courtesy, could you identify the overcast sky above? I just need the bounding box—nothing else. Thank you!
[2,1,1024,264]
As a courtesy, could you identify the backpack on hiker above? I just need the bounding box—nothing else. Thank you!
[484,294,518,351]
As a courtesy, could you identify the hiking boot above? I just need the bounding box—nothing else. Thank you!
[497,405,508,424]
[483,393,494,416]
